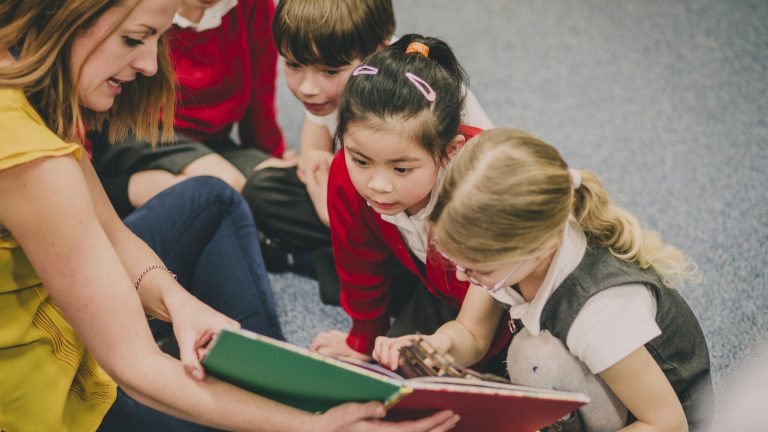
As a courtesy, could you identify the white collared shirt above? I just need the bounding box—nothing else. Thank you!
[379,169,446,264]
[173,0,238,32]
[490,219,661,373]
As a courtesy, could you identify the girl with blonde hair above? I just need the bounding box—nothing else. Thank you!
[0,1,458,431]
[375,128,713,431]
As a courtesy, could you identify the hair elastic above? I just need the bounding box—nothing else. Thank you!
[352,65,378,76]
[405,72,437,102]
[569,168,582,189]
[405,41,430,58]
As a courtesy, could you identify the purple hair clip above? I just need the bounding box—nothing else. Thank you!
[352,65,379,76]
[405,72,436,102]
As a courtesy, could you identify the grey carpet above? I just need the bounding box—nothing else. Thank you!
[267,0,768,418]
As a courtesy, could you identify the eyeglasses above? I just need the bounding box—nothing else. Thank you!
[436,248,529,293]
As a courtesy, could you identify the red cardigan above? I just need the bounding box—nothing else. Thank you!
[169,0,284,156]
[328,125,510,364]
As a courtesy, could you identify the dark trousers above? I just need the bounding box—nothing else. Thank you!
[98,177,283,431]
[243,166,341,304]
[242,166,330,252]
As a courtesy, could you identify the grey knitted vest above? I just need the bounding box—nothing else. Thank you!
[539,245,713,430]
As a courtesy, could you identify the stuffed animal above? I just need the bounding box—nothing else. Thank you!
[506,328,628,431]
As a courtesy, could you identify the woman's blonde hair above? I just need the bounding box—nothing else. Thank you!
[0,0,174,144]
[430,128,700,288]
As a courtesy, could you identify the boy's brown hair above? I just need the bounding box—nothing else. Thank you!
[272,0,395,67]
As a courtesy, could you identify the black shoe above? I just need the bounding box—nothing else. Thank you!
[259,231,291,273]
[314,247,341,305]
[259,231,316,278]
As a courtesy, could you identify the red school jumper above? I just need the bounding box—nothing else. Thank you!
[169,0,284,156]
[328,125,511,365]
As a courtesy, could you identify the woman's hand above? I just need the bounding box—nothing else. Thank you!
[311,330,373,362]
[317,402,460,432]
[373,334,453,371]
[168,294,241,380]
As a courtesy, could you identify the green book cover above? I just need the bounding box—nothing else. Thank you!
[202,329,410,413]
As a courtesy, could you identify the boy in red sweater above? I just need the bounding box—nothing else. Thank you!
[244,0,494,300]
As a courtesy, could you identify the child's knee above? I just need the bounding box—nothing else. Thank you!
[182,153,247,192]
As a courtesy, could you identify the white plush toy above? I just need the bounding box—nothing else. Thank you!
[506,328,628,432]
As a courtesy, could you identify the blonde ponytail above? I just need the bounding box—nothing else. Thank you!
[432,128,700,288]
[573,171,699,287]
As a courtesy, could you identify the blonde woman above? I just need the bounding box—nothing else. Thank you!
[374,129,713,432]
[0,1,459,431]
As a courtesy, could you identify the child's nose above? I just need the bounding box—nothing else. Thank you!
[298,73,320,96]
[368,173,393,193]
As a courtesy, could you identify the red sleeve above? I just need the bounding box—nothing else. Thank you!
[328,150,393,354]
[238,0,285,156]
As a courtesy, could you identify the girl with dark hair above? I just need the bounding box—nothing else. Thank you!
[310,35,510,374]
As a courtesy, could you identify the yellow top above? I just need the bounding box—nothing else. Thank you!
[0,88,116,431]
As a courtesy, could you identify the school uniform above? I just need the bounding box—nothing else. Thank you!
[324,125,511,371]
[242,88,495,301]
[499,219,713,431]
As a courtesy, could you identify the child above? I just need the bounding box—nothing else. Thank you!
[245,0,493,300]
[0,1,459,430]
[309,35,510,373]
[91,0,288,216]
[374,128,714,431]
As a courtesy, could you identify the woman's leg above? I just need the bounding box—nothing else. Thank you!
[123,176,284,340]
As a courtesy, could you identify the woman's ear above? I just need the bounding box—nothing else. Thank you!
[446,134,466,161]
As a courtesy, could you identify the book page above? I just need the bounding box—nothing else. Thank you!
[407,376,591,402]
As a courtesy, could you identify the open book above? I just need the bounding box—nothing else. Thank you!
[202,329,589,432]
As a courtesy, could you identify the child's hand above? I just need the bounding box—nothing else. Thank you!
[311,330,373,362]
[304,161,330,226]
[373,334,453,371]
[297,149,333,184]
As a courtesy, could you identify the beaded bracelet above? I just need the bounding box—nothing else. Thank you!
[134,264,176,290]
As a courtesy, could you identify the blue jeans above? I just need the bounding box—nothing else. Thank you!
[98,177,283,431]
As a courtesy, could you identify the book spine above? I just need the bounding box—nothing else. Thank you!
[384,387,413,409]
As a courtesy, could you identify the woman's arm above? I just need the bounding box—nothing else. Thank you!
[81,148,236,378]
[80,150,192,321]
[0,154,463,432]
[0,154,311,429]
[601,347,688,432]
